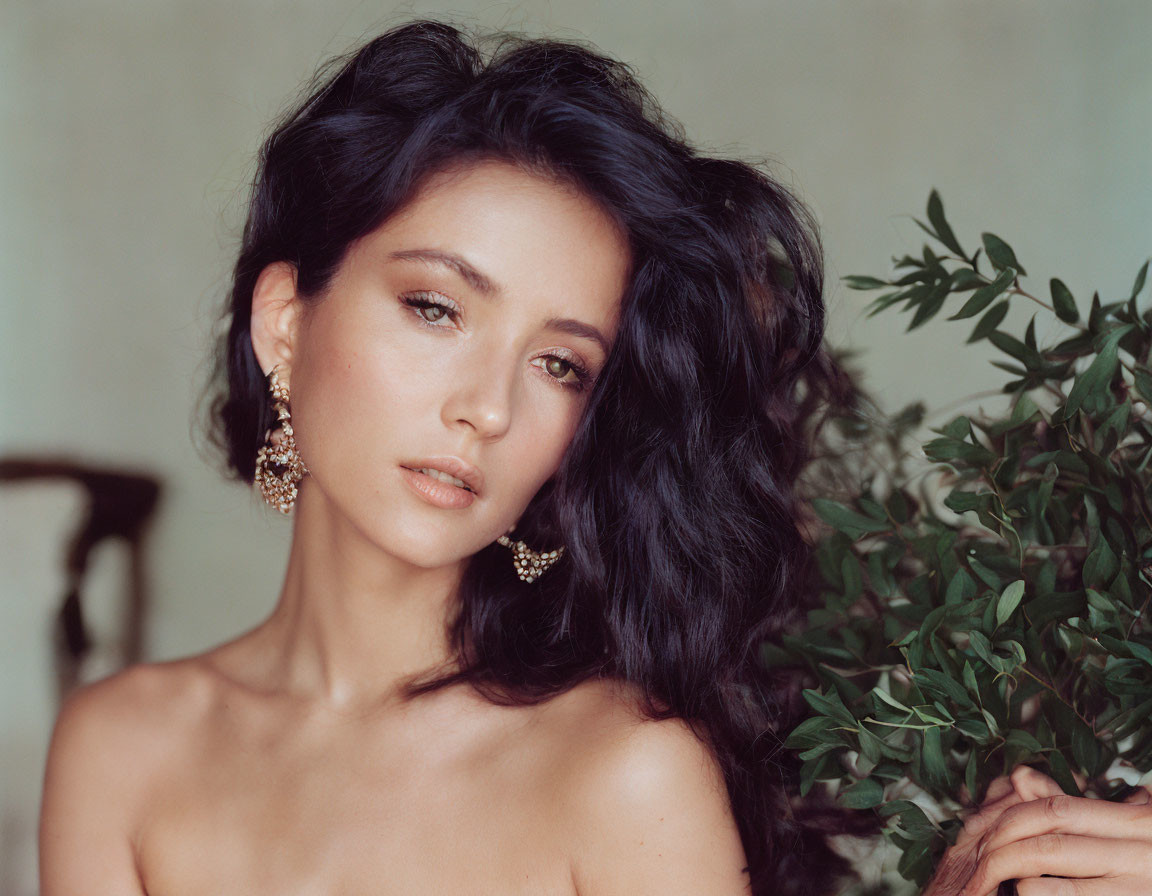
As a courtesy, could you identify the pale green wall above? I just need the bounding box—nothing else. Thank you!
[2,2,1149,892]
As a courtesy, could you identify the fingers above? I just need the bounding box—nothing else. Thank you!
[960,834,1134,896]
[1015,879,1113,895]
[937,770,1152,895]
[926,780,1029,895]
[977,793,1152,859]
[955,782,1029,848]
[982,775,1016,804]
[1010,766,1070,802]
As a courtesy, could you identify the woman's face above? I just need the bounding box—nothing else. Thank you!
[252,159,631,567]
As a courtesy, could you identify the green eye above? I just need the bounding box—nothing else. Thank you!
[545,358,571,378]
[401,292,458,326]
[536,355,592,391]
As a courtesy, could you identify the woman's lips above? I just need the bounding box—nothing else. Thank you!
[399,465,477,509]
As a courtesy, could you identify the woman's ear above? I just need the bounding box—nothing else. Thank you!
[250,261,304,378]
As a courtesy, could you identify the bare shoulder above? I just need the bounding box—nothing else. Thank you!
[548,676,723,792]
[39,659,213,895]
[43,658,213,811]
[552,677,751,896]
[50,657,213,757]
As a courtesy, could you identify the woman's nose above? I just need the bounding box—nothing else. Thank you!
[440,346,516,440]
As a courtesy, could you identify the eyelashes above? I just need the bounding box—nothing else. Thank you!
[399,291,594,392]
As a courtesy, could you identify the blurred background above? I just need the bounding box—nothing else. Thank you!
[1,1,1149,892]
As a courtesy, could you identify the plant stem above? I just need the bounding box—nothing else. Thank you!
[1019,665,1095,732]
[1009,286,1067,322]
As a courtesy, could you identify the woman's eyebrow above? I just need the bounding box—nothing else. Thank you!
[387,247,611,354]
[387,247,498,296]
[542,317,609,354]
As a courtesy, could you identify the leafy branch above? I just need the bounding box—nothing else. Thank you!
[780,190,1152,892]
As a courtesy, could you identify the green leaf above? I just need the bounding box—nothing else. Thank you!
[921,726,949,787]
[944,569,977,605]
[967,557,1002,590]
[967,300,1010,343]
[1064,326,1129,416]
[1071,721,1102,777]
[843,275,889,290]
[798,741,841,760]
[839,776,885,809]
[1049,278,1079,323]
[927,189,967,258]
[802,687,857,726]
[1089,291,1105,332]
[1010,392,1040,426]
[1130,259,1149,302]
[872,690,910,718]
[858,495,887,520]
[911,705,954,727]
[1099,401,1131,449]
[1083,541,1120,588]
[1045,752,1081,796]
[995,580,1026,629]
[840,554,863,601]
[811,498,891,540]
[784,715,842,749]
[915,668,976,709]
[923,437,996,468]
[942,415,972,439]
[964,748,981,800]
[1134,368,1152,404]
[944,490,985,513]
[879,799,937,837]
[950,268,986,291]
[948,267,1016,320]
[962,661,979,697]
[988,330,1043,369]
[1005,729,1044,754]
[956,717,990,740]
[1025,315,1038,349]
[982,232,1027,276]
[908,280,952,331]
[857,727,882,775]
[865,291,909,317]
[1128,641,1152,668]
[968,630,996,666]
[895,833,933,884]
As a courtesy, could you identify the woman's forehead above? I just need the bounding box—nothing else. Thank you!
[356,159,631,327]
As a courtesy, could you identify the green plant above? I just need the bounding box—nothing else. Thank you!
[775,191,1152,890]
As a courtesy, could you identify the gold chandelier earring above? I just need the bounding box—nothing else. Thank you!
[496,531,565,583]
[254,365,309,514]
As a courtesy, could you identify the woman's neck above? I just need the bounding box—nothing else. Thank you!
[251,481,466,713]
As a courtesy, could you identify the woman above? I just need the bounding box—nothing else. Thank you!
[37,19,1152,896]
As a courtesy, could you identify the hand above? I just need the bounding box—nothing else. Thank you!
[954,769,1152,896]
[924,766,1065,896]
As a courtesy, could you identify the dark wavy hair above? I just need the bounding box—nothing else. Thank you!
[201,18,867,895]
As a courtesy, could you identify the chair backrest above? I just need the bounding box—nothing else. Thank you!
[0,456,162,703]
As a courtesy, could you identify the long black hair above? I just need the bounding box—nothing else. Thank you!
[202,19,863,894]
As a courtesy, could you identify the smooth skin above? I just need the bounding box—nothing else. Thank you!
[38,160,751,895]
